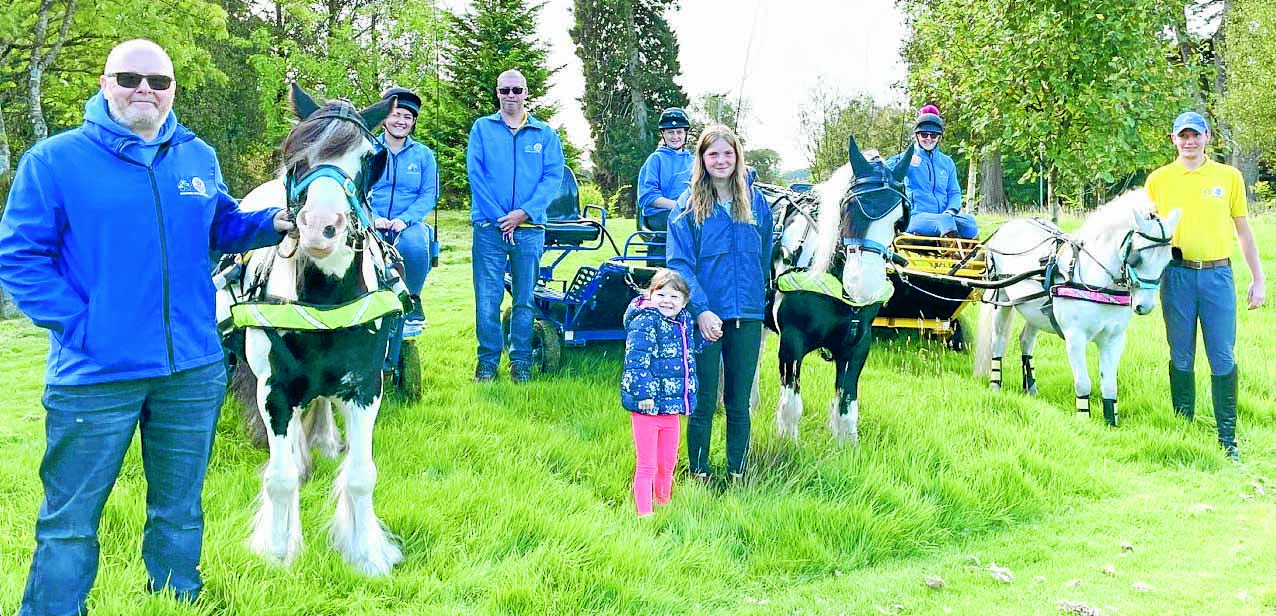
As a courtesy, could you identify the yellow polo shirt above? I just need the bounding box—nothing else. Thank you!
[1145,159,1247,261]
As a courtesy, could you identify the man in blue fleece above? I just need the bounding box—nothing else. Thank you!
[466,69,565,383]
[636,107,693,264]
[0,39,291,615]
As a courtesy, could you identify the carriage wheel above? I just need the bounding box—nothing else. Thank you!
[396,339,423,400]
[501,308,562,373]
[945,319,967,352]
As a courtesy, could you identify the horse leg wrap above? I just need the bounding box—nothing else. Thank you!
[990,357,1002,388]
[1102,398,1118,427]
[1075,396,1090,419]
[1021,355,1036,393]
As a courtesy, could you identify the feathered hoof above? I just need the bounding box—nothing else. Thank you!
[248,524,303,568]
[989,382,1002,393]
[331,524,403,577]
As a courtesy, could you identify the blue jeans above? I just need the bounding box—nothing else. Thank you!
[20,362,226,616]
[1161,263,1236,375]
[383,222,433,297]
[472,223,544,367]
[907,211,978,238]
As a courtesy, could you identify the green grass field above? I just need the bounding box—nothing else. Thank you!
[1,210,1274,615]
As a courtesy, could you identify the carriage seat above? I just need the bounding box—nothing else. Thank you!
[543,166,603,248]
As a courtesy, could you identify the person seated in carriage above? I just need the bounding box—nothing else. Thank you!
[370,86,439,338]
[886,104,978,239]
[637,107,694,263]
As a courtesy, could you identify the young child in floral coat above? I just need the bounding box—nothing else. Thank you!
[621,268,702,516]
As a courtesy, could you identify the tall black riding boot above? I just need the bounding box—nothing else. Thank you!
[1211,367,1239,462]
[1169,363,1195,421]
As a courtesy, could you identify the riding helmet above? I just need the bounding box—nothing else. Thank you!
[913,104,944,134]
[381,87,422,118]
[658,107,691,131]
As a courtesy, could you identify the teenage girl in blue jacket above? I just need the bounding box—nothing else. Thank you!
[666,125,774,482]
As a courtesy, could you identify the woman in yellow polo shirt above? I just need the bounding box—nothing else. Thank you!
[1145,111,1266,462]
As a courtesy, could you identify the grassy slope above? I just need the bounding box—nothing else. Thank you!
[0,211,1273,615]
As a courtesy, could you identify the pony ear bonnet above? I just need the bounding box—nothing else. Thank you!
[847,134,874,177]
[360,98,395,133]
[290,83,321,120]
[891,143,914,183]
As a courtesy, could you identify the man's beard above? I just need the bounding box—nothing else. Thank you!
[108,98,164,133]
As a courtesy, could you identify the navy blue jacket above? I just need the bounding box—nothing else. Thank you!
[666,186,774,320]
[621,297,702,415]
[466,112,565,225]
[370,135,439,224]
[0,92,283,385]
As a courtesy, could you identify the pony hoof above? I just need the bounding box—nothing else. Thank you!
[989,383,1002,393]
[1025,385,1039,396]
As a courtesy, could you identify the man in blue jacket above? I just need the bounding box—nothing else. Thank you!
[887,105,978,239]
[466,69,565,383]
[0,39,290,616]
[372,86,439,338]
[636,107,693,264]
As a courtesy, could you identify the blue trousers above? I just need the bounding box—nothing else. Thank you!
[907,211,978,238]
[472,223,545,367]
[1161,263,1236,375]
[384,222,433,297]
[20,362,226,616]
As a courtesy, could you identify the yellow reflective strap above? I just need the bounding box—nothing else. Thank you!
[231,289,404,331]
[775,270,894,307]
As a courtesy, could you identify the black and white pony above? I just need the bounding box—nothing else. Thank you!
[766,136,913,442]
[972,191,1180,426]
[220,85,405,575]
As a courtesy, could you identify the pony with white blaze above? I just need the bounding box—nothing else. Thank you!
[766,136,913,442]
[218,85,409,575]
[973,190,1180,426]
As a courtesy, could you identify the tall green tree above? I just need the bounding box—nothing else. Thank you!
[572,0,686,215]
[1218,0,1275,179]
[899,0,1193,214]
[799,90,911,181]
[440,0,562,209]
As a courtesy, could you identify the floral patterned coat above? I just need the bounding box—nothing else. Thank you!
[620,297,702,415]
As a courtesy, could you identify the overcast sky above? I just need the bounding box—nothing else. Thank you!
[533,0,910,171]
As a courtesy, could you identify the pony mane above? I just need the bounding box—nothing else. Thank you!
[808,164,857,275]
[1075,189,1154,250]
[280,100,370,178]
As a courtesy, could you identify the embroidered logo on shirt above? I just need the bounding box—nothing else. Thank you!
[407,163,419,173]
[525,143,543,154]
[178,176,208,197]
[1207,186,1225,198]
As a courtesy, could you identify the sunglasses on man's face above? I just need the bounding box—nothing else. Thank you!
[110,72,174,90]
[917,132,941,139]
[497,87,525,95]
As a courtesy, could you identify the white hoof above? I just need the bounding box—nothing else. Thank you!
[776,386,802,440]
[829,398,859,445]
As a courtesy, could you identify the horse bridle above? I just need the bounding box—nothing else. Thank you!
[838,172,911,267]
[1067,213,1172,292]
[283,106,381,248]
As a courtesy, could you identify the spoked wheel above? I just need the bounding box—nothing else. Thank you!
[395,339,423,400]
[945,319,967,351]
[502,308,563,373]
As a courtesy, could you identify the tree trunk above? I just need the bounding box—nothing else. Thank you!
[27,0,76,142]
[965,147,979,214]
[0,100,10,180]
[1048,167,1059,224]
[980,147,1007,212]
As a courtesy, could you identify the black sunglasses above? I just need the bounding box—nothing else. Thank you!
[917,131,941,139]
[497,86,525,95]
[110,72,173,90]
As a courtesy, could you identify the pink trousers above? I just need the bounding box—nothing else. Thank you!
[631,413,681,515]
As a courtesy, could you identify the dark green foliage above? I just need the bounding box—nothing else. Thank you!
[572,0,687,215]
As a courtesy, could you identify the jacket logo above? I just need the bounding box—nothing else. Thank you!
[407,163,419,173]
[525,143,543,154]
[178,176,208,197]
[911,155,921,167]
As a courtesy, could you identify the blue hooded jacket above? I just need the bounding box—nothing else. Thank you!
[466,112,565,225]
[0,92,284,385]
[666,185,774,320]
[370,135,439,224]
[620,297,702,415]
[887,147,962,215]
[637,145,692,218]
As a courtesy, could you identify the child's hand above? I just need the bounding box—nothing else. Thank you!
[638,399,655,411]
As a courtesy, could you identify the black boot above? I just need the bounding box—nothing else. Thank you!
[1211,367,1239,462]
[1102,398,1118,427]
[1169,363,1195,421]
